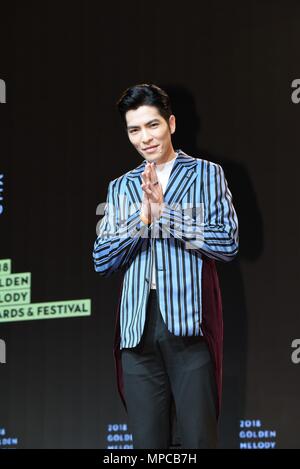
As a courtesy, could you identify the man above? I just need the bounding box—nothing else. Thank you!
[93,83,239,449]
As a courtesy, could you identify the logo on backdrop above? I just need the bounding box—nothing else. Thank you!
[0,339,5,364]
[0,79,6,104]
[0,174,3,215]
[291,339,300,364]
[291,79,300,103]
[239,420,276,449]
[0,428,18,448]
[106,423,133,449]
[0,259,91,323]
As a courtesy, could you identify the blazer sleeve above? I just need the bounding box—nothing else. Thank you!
[157,162,239,262]
[93,178,151,276]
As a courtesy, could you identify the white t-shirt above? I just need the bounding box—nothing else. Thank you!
[150,154,177,289]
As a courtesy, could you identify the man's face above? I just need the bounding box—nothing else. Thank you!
[125,105,176,163]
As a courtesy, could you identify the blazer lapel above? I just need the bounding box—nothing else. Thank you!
[125,161,146,209]
[163,151,198,207]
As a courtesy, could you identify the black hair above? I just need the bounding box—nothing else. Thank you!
[116,83,172,127]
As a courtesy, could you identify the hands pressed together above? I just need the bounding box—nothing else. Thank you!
[140,162,165,225]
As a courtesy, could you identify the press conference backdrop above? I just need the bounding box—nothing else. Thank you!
[0,0,299,449]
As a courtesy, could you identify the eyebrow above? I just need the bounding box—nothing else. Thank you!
[127,119,160,130]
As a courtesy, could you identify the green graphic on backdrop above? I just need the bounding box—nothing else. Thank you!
[0,259,91,323]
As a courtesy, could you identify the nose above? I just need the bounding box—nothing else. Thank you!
[141,128,152,144]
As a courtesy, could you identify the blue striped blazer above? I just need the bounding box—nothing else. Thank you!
[93,149,239,349]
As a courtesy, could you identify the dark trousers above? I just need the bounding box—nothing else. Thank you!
[121,290,218,449]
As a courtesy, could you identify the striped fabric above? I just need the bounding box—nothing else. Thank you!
[93,149,239,349]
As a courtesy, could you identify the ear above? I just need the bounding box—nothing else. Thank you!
[169,114,176,134]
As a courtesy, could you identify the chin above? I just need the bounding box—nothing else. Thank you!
[144,154,156,161]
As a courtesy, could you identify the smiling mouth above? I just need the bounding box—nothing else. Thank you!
[143,145,159,151]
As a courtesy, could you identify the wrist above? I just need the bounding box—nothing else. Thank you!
[158,202,165,218]
[140,212,151,225]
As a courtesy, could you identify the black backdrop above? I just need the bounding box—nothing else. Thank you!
[0,0,299,449]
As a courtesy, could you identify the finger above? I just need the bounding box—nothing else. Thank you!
[142,185,151,197]
[150,178,160,190]
[144,167,151,180]
[142,181,150,190]
[148,183,159,197]
[150,163,158,181]
[142,172,150,184]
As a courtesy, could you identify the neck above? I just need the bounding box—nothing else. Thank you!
[154,147,176,165]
